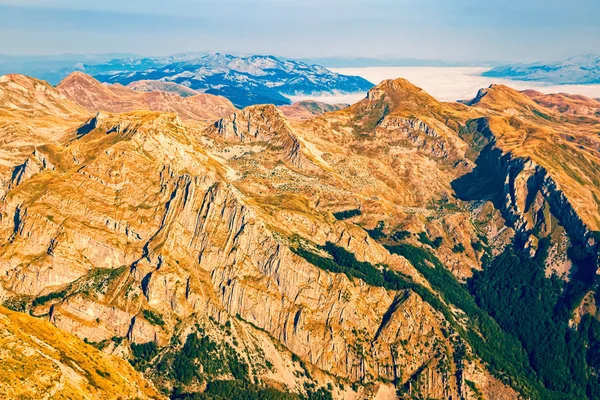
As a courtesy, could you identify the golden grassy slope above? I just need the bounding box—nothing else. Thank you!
[0,306,163,400]
[0,74,90,191]
[522,89,600,116]
[57,72,237,121]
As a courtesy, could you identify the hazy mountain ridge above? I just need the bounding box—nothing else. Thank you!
[0,53,138,83]
[279,100,349,120]
[57,72,238,121]
[483,54,600,84]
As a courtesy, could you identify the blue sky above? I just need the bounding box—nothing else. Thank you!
[1,0,599,62]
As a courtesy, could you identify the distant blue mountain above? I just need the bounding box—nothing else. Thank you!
[483,54,600,85]
[70,53,374,108]
[0,53,137,84]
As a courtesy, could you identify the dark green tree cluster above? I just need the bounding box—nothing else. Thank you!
[130,341,159,370]
[452,243,466,253]
[365,221,386,239]
[32,289,67,307]
[390,230,411,241]
[469,239,600,398]
[332,209,361,220]
[171,380,333,400]
[292,241,416,292]
[417,232,443,249]
[157,329,250,388]
[142,309,166,327]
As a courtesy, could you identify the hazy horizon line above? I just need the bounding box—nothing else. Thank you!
[1,50,593,67]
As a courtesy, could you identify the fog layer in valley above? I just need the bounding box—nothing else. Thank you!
[287,67,600,104]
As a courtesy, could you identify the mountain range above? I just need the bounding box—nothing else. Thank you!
[483,54,600,84]
[1,53,374,109]
[63,53,374,108]
[0,71,599,400]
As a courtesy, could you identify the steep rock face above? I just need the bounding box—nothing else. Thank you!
[453,118,599,290]
[10,148,55,186]
[457,118,596,252]
[467,84,600,231]
[372,291,460,397]
[97,163,437,384]
[502,158,591,244]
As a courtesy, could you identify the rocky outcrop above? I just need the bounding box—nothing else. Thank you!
[10,149,55,186]
[210,105,314,169]
[379,117,450,158]
[212,104,291,142]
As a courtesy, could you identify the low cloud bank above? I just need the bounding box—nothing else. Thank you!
[290,67,600,105]
[285,91,366,105]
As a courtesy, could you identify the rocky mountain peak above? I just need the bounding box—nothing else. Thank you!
[58,71,104,88]
[212,104,292,142]
[466,83,543,115]
[357,78,442,117]
[367,78,423,96]
[209,104,314,169]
